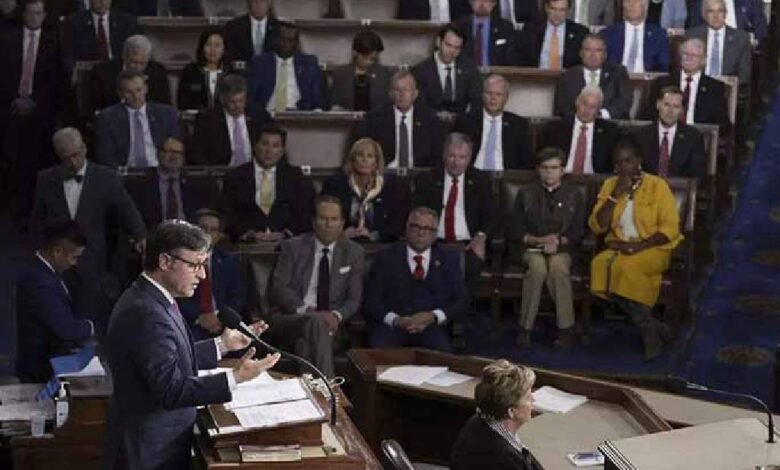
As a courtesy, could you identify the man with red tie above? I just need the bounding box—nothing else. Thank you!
[541,85,619,174]
[364,206,470,351]
[177,209,245,340]
[62,0,140,63]
[635,86,707,179]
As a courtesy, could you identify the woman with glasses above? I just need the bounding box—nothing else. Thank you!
[320,138,410,242]
[178,29,233,111]
[451,359,539,470]
[589,135,681,361]
[510,147,586,349]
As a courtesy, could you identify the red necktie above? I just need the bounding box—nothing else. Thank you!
[18,30,37,97]
[474,23,485,66]
[96,16,109,60]
[199,264,215,312]
[658,131,670,177]
[444,176,458,242]
[681,75,692,124]
[413,255,425,280]
[572,124,587,174]
[165,177,179,220]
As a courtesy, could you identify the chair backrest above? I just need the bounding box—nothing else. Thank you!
[380,439,415,470]
[274,0,330,19]
[340,0,400,20]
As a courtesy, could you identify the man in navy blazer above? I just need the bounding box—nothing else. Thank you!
[246,22,324,117]
[104,220,280,470]
[177,209,245,341]
[15,222,94,383]
[94,69,180,168]
[223,0,281,63]
[31,127,146,332]
[62,0,140,63]
[454,0,518,66]
[601,0,670,72]
[364,207,469,351]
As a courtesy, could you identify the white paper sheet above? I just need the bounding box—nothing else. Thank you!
[0,400,55,422]
[58,356,105,378]
[234,399,323,429]
[0,384,44,405]
[378,366,449,386]
[532,386,588,414]
[226,378,308,410]
[424,371,473,387]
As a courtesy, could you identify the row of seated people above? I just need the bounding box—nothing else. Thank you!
[93,67,709,182]
[19,122,681,385]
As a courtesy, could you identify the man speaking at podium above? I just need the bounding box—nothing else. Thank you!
[104,220,280,469]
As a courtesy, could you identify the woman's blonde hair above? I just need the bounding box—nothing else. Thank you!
[474,359,535,420]
[344,138,385,175]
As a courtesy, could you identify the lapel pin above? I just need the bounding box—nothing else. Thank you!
[371,73,376,78]
[434,260,441,268]
[416,121,421,127]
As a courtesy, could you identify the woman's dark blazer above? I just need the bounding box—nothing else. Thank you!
[320,172,410,241]
[328,63,392,111]
[177,63,232,111]
[451,415,536,470]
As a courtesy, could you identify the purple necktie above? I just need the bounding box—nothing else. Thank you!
[231,117,248,165]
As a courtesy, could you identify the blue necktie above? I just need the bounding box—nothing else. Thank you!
[709,31,721,76]
[483,118,498,170]
[626,27,639,72]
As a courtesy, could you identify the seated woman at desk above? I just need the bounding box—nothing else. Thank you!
[589,135,682,361]
[329,30,391,111]
[451,359,540,470]
[321,138,410,242]
[178,29,234,111]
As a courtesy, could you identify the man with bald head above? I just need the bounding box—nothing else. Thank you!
[542,86,619,174]
[454,74,532,170]
[644,37,730,129]
[601,0,670,72]
[32,127,145,332]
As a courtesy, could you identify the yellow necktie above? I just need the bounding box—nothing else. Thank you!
[549,26,561,70]
[259,170,274,214]
[275,60,288,112]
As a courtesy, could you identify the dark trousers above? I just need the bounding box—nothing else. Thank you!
[369,324,452,352]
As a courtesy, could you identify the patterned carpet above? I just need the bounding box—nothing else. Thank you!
[675,90,780,407]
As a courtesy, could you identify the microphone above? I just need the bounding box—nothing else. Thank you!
[219,306,338,426]
[666,375,775,443]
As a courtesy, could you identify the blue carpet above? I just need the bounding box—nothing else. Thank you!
[676,90,780,404]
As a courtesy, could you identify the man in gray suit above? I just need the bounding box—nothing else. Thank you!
[269,195,365,378]
[685,0,751,90]
[94,69,181,168]
[554,34,632,119]
[31,127,146,332]
[569,0,614,25]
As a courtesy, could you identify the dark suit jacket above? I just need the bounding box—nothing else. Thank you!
[451,415,537,470]
[15,257,93,383]
[495,0,540,23]
[63,10,139,62]
[270,233,365,320]
[412,55,483,114]
[364,242,469,324]
[88,59,172,112]
[689,0,767,41]
[31,163,146,278]
[601,22,670,72]
[125,169,223,229]
[320,172,411,242]
[540,117,620,174]
[94,101,181,168]
[246,52,324,117]
[685,26,751,89]
[454,109,533,169]
[114,0,203,16]
[413,167,497,238]
[454,15,517,66]
[104,276,230,470]
[554,63,632,119]
[397,0,472,20]
[222,161,315,239]
[358,104,444,168]
[328,63,391,111]
[634,122,707,178]
[223,14,281,63]
[176,63,233,111]
[189,108,265,166]
[177,245,244,339]
[644,72,730,131]
[515,19,588,68]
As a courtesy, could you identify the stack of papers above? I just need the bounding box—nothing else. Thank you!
[532,386,588,414]
[233,399,324,429]
[225,379,308,411]
[378,366,474,387]
[0,384,43,405]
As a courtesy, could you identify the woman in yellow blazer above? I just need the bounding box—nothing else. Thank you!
[589,136,683,361]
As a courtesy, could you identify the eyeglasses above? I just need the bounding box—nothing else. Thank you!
[167,252,207,272]
[408,223,438,233]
